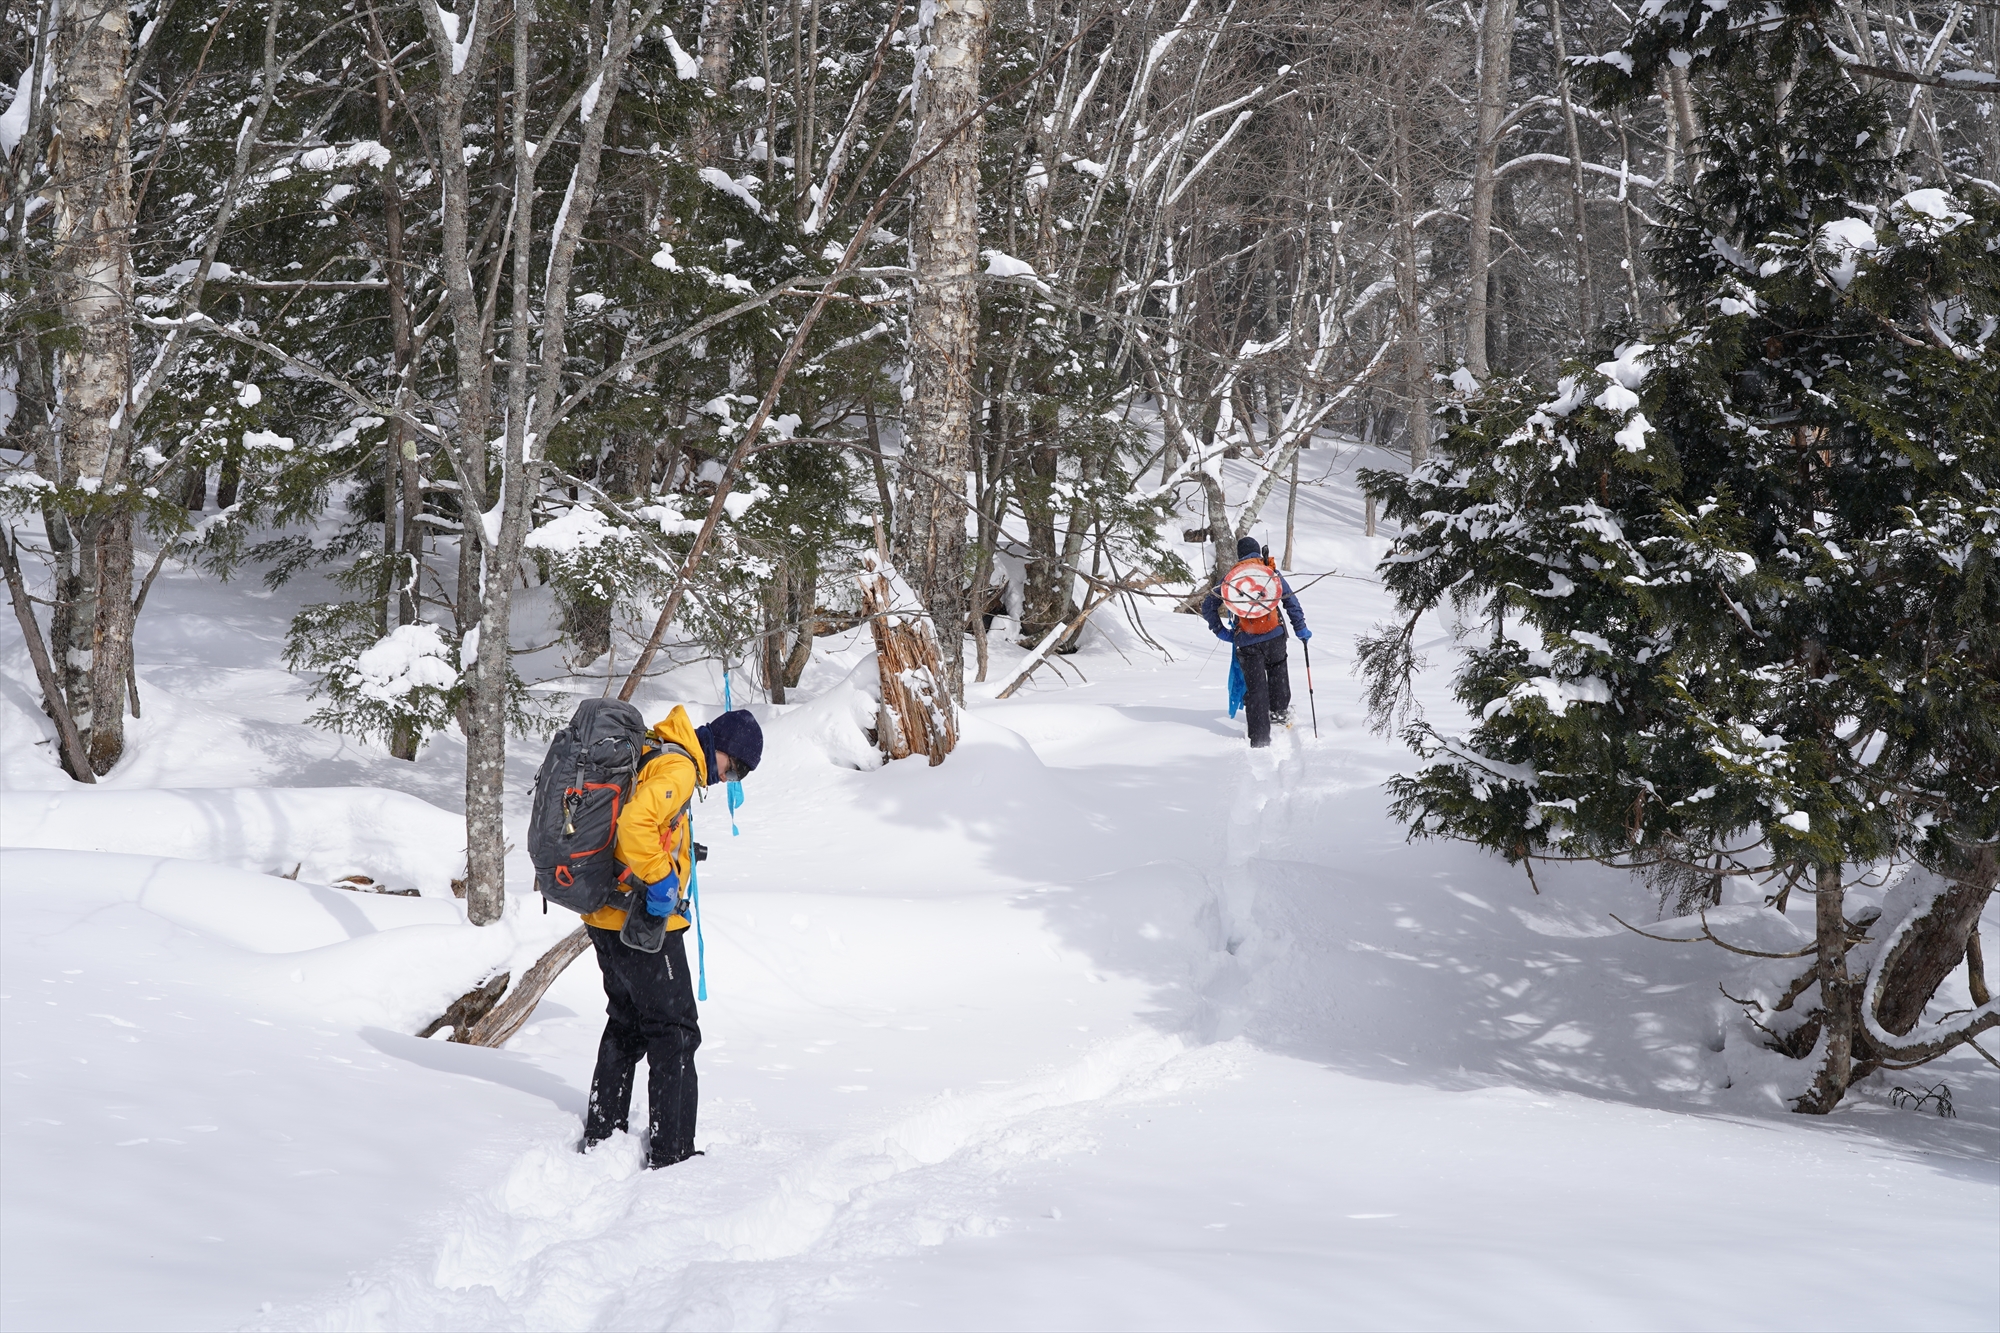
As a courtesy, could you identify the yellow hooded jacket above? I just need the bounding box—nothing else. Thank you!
[580,704,708,933]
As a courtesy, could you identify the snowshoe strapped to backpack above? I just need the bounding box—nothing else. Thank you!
[1221,556,1284,637]
[529,698,651,915]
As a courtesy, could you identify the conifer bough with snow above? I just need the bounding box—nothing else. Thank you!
[1361,6,1998,1114]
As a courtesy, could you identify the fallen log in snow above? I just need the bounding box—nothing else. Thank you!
[996,588,1114,701]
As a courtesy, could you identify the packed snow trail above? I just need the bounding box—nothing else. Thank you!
[3,444,1995,1331]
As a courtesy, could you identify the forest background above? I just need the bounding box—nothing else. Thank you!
[3,0,1996,1109]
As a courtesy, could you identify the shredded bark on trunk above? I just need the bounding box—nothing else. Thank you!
[857,531,959,765]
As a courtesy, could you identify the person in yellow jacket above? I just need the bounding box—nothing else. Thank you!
[578,704,763,1169]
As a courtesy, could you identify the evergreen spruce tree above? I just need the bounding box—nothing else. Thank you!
[1360,14,1998,1112]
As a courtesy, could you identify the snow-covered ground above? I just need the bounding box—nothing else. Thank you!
[4,444,1995,1332]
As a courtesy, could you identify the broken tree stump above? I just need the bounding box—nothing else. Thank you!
[464,927,592,1047]
[418,971,510,1040]
[416,926,592,1047]
[856,532,958,766]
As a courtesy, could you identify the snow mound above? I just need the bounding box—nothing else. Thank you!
[764,655,885,773]
[0,785,467,896]
[0,848,546,1030]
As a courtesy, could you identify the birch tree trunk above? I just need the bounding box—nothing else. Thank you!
[1666,66,1700,187]
[700,0,741,92]
[1463,0,1515,380]
[49,0,136,776]
[1281,451,1298,569]
[898,0,989,701]
[696,0,741,163]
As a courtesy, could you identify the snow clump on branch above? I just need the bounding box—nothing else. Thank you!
[347,623,459,704]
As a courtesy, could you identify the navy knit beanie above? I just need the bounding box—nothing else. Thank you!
[1236,535,1263,560]
[701,708,764,776]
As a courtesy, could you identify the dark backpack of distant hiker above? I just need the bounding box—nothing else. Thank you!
[1220,550,1284,637]
[529,699,652,915]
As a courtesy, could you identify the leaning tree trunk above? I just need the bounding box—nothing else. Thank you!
[897,0,990,702]
[48,0,137,777]
[1848,845,2000,1079]
[465,928,592,1047]
[1870,861,1994,1039]
[420,927,593,1047]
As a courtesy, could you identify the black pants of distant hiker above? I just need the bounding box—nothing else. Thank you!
[584,925,700,1167]
[1239,636,1292,748]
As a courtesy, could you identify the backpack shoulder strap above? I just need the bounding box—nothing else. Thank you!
[649,740,695,767]
[641,740,704,808]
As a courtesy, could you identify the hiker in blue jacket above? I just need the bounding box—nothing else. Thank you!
[1203,535,1311,748]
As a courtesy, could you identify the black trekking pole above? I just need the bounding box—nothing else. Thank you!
[1302,640,1319,738]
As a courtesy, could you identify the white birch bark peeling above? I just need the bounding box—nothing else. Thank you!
[51,0,137,774]
[898,0,990,702]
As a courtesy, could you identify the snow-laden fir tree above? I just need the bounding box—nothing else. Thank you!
[1360,10,1998,1113]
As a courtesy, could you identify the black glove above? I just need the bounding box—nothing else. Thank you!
[619,883,669,953]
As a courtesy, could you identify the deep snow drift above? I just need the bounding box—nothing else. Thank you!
[3,444,1995,1332]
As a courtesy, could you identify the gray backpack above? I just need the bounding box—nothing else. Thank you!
[527,699,650,915]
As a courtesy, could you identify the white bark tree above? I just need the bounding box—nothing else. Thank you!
[897,0,991,700]
[45,0,136,776]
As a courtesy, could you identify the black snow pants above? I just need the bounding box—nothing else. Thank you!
[583,924,701,1167]
[1238,635,1293,748]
